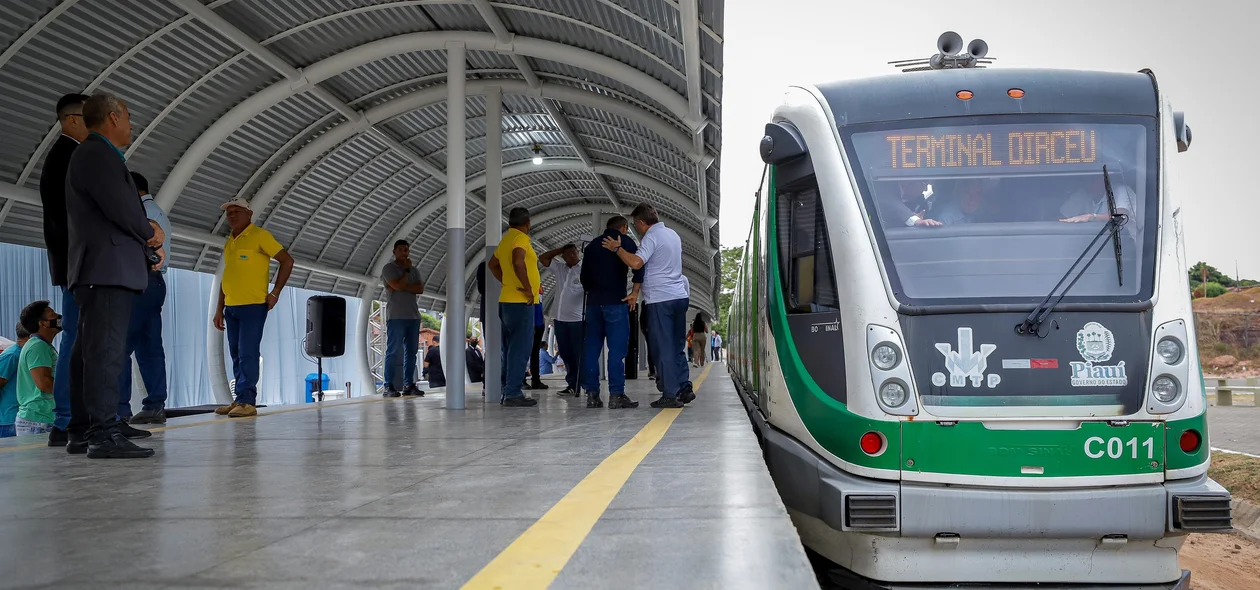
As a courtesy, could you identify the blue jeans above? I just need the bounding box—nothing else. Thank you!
[118,272,168,417]
[384,319,421,390]
[52,286,78,430]
[581,305,630,396]
[0,424,14,438]
[554,320,583,390]
[645,298,691,398]
[225,304,268,406]
[499,303,533,401]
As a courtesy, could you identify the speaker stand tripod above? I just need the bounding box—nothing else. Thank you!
[315,357,324,402]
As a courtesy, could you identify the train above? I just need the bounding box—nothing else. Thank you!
[727,33,1233,589]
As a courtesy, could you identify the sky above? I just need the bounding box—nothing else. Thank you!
[717,0,1260,279]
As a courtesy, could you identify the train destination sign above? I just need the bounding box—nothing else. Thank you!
[883,129,1098,169]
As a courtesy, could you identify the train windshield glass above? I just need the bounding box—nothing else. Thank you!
[842,116,1158,307]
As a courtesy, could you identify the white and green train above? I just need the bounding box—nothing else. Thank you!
[727,51,1232,588]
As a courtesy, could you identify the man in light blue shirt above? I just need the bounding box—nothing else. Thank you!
[118,172,170,425]
[603,203,694,408]
[0,324,28,438]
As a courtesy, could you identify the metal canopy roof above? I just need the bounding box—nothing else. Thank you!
[0,0,723,315]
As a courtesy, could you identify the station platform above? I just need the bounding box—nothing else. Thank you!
[0,363,819,589]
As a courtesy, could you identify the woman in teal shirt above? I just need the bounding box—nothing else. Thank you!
[0,324,28,438]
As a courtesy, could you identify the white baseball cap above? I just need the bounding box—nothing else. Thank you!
[220,197,252,211]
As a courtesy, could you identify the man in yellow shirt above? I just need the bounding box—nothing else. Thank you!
[212,198,294,417]
[486,207,539,407]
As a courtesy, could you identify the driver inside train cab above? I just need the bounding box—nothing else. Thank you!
[1059,171,1135,223]
[930,179,990,225]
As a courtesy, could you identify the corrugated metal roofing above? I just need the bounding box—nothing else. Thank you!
[0,0,723,312]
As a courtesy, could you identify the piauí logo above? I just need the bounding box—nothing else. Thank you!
[1070,322,1127,387]
[932,327,1001,389]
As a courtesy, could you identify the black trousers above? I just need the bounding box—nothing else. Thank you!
[68,285,135,441]
[529,325,544,384]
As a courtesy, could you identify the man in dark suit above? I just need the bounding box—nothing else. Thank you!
[64,92,165,459]
[466,336,485,383]
[38,93,89,447]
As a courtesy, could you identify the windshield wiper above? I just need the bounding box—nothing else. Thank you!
[1017,166,1129,337]
[1102,164,1125,287]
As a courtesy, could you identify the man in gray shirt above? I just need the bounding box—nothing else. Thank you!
[381,239,425,397]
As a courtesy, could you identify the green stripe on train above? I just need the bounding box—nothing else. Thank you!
[766,168,900,472]
[903,420,1165,477]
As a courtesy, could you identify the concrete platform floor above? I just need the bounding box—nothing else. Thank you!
[0,363,818,590]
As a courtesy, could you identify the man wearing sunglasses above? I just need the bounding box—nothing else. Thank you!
[38,93,89,448]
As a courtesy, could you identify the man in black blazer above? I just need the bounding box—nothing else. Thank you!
[38,93,89,447]
[466,336,485,383]
[64,92,165,459]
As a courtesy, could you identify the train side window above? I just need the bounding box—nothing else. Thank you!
[778,180,839,313]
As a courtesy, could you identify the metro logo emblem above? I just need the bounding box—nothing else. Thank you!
[932,327,1000,389]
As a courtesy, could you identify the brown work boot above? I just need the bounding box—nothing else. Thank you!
[227,404,257,418]
[214,402,239,416]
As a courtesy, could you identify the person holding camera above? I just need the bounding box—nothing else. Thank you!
[64,92,165,459]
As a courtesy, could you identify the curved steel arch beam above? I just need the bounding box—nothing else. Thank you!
[157,31,691,210]
[245,79,693,221]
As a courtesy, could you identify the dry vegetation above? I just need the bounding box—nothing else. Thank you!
[1195,287,1260,375]
[1208,451,1260,506]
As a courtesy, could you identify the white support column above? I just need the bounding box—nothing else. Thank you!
[445,41,467,410]
[356,291,373,397]
[207,259,232,405]
[591,210,602,236]
[484,85,503,403]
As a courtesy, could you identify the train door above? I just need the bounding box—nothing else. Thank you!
[768,162,847,404]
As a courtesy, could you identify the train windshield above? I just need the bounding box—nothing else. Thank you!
[842,116,1158,307]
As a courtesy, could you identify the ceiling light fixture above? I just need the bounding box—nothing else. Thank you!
[531,144,543,165]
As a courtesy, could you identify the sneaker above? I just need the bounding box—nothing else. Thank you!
[227,404,258,418]
[86,433,155,459]
[650,396,684,409]
[48,427,68,447]
[402,384,425,397]
[117,420,152,439]
[678,384,696,405]
[66,432,88,455]
[214,403,239,416]
[558,386,578,396]
[502,396,538,407]
[586,393,604,408]
[383,388,402,398]
[129,408,166,424]
[608,395,639,409]
[531,381,549,390]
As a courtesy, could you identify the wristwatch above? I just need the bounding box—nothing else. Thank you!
[905,215,920,227]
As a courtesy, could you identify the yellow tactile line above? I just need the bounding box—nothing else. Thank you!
[0,390,439,454]
[460,362,714,590]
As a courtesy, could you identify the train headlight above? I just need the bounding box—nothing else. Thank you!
[1157,337,1184,365]
[871,343,901,371]
[879,380,908,408]
[1152,375,1181,403]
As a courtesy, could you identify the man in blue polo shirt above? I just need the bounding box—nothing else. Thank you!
[581,215,644,409]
